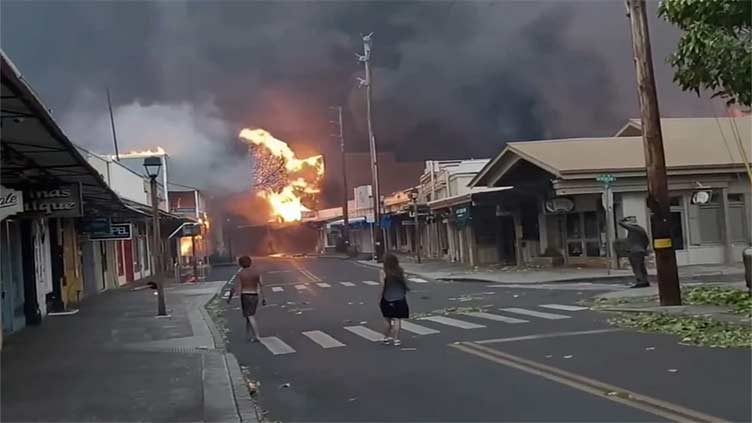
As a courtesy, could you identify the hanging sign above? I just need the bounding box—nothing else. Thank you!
[89,223,132,240]
[24,184,83,218]
[0,185,24,220]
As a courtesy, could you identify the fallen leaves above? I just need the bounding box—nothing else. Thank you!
[609,313,752,348]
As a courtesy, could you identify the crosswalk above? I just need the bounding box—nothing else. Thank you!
[267,280,381,291]
[251,303,590,356]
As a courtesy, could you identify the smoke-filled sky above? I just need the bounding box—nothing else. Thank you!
[1,0,723,199]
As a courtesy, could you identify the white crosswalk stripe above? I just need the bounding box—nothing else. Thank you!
[362,281,380,286]
[340,282,356,287]
[271,287,284,292]
[539,304,588,312]
[500,307,571,320]
[294,284,309,291]
[462,311,528,324]
[344,325,384,341]
[419,316,486,329]
[316,283,332,288]
[401,321,440,335]
[259,336,296,355]
[302,330,346,348]
[408,277,428,283]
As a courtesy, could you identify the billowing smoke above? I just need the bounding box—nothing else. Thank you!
[61,90,251,194]
[1,1,722,205]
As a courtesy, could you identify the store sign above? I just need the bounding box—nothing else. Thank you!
[24,184,83,218]
[82,217,112,234]
[89,223,132,240]
[545,197,575,214]
[0,185,23,220]
[454,206,471,229]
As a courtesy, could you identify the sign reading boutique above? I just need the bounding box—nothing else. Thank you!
[24,184,84,218]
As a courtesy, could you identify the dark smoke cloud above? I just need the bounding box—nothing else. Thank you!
[1,1,721,201]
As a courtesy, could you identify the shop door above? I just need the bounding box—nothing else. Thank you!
[81,241,98,298]
[124,239,134,282]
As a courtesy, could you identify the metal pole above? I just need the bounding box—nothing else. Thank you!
[626,0,681,305]
[360,33,382,261]
[106,88,120,161]
[150,176,167,315]
[191,234,198,282]
[414,199,421,263]
[334,106,350,250]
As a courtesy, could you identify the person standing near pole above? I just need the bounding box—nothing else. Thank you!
[379,253,410,347]
[227,256,266,342]
[618,217,650,288]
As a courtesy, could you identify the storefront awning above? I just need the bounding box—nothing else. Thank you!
[427,187,513,210]
[1,51,127,216]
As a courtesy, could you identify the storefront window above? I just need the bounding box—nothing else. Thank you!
[566,214,581,239]
[729,194,747,243]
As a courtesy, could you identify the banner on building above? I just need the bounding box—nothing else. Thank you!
[24,183,83,218]
[89,223,132,240]
[0,185,23,220]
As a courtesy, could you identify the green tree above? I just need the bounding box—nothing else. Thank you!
[659,0,752,106]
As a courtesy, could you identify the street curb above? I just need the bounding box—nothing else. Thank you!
[200,285,258,422]
[225,353,260,422]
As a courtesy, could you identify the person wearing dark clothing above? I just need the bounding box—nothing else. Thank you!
[618,217,650,288]
[379,253,410,346]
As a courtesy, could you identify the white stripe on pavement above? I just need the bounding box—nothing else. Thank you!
[259,336,296,355]
[462,311,528,324]
[302,330,346,348]
[419,316,486,329]
[294,284,309,291]
[540,304,588,312]
[408,277,428,283]
[316,283,332,288]
[271,287,284,292]
[344,325,384,341]
[340,282,356,287]
[500,307,571,320]
[401,321,440,335]
[362,281,380,286]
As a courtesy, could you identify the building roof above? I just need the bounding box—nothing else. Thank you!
[471,117,751,186]
[1,50,128,216]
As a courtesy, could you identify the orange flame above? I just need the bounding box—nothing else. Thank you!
[238,129,324,222]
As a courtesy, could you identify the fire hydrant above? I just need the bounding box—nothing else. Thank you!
[744,247,752,294]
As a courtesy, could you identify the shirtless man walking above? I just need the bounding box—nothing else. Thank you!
[227,256,265,342]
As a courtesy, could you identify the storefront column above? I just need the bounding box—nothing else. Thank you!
[513,213,523,266]
[720,187,734,264]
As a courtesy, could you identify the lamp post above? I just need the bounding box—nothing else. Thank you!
[409,189,421,264]
[144,156,167,316]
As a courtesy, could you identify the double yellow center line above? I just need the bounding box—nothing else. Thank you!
[451,342,726,423]
[290,260,321,282]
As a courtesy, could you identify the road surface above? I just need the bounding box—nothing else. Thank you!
[211,257,750,422]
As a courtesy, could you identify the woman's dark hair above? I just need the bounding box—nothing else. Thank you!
[382,253,408,290]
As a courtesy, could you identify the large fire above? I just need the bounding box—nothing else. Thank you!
[239,129,324,222]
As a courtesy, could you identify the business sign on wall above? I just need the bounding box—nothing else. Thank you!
[89,223,132,240]
[0,185,24,220]
[24,184,83,218]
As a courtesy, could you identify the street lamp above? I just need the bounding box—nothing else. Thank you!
[409,189,421,263]
[144,156,167,316]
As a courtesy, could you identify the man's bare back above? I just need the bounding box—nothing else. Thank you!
[237,268,261,294]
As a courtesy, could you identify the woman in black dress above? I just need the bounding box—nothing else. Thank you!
[379,253,410,346]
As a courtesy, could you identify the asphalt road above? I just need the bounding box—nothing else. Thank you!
[211,257,751,422]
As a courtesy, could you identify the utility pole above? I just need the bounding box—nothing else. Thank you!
[358,32,383,261]
[330,106,350,252]
[106,88,120,161]
[626,0,681,306]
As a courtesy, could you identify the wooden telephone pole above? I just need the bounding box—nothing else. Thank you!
[626,0,681,305]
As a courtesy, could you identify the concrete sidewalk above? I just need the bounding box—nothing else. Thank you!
[358,256,745,285]
[1,279,256,422]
